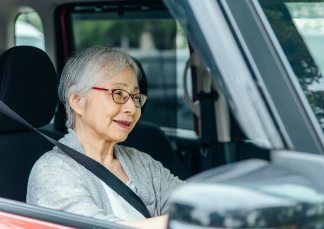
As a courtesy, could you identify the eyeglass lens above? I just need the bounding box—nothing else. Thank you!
[112,89,146,107]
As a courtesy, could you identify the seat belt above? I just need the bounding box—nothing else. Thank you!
[0,100,151,219]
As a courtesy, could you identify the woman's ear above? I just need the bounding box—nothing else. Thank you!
[69,93,84,116]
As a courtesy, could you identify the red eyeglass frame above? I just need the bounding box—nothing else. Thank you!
[91,87,147,107]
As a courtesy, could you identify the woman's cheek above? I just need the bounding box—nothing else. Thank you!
[136,108,141,119]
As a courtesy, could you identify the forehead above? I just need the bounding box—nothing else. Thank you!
[101,66,139,88]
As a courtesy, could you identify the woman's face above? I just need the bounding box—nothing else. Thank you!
[75,66,141,143]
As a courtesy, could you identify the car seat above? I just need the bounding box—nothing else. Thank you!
[120,59,190,180]
[0,46,64,202]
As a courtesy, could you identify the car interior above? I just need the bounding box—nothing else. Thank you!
[0,0,271,226]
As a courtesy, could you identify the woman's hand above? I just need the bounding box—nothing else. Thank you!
[115,215,168,229]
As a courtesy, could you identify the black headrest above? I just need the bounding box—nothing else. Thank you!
[0,46,58,132]
[132,58,148,114]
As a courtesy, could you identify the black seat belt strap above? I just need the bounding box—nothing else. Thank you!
[0,100,151,218]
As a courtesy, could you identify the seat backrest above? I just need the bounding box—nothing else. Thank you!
[0,46,63,202]
[120,59,190,180]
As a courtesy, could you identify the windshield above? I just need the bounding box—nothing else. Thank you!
[259,0,324,131]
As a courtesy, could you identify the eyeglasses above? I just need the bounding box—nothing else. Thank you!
[92,87,147,108]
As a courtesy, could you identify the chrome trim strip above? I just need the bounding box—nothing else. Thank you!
[160,126,198,140]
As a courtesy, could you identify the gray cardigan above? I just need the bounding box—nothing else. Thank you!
[27,129,184,222]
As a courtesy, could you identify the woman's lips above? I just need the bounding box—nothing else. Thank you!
[113,120,132,130]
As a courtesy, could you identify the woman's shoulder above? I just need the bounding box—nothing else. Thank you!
[31,146,82,176]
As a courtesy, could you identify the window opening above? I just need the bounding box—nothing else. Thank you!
[69,3,194,130]
[15,12,44,50]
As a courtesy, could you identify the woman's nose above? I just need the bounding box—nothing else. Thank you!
[123,96,137,114]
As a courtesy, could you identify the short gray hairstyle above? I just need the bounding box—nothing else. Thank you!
[58,46,141,129]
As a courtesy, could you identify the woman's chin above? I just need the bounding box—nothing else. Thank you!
[112,134,129,143]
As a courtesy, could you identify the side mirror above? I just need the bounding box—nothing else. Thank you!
[167,156,324,228]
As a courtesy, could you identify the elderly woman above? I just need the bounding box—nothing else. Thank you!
[27,46,184,229]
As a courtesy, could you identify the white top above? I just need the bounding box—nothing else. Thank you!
[99,179,146,221]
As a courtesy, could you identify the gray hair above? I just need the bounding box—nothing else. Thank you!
[58,46,141,129]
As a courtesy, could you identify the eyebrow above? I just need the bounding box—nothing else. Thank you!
[111,82,140,90]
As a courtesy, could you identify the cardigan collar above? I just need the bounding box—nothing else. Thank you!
[57,128,153,204]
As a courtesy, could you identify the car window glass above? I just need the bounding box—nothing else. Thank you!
[15,12,44,50]
[259,0,324,131]
[70,5,194,130]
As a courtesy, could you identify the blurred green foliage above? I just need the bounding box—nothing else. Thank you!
[72,20,177,52]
